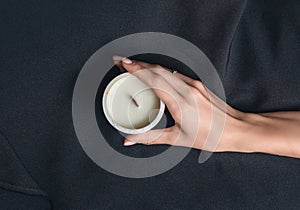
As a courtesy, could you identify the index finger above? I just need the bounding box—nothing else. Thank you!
[121,58,183,121]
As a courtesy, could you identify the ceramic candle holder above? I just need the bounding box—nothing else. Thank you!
[102,72,165,134]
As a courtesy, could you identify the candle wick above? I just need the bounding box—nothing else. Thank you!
[130,96,139,107]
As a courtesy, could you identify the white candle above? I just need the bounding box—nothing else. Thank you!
[102,73,165,134]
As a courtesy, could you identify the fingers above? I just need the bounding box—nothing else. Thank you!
[173,72,195,85]
[151,68,193,98]
[112,55,126,72]
[112,56,198,90]
[122,60,191,97]
[123,126,177,146]
[113,56,193,97]
[119,58,183,121]
[173,72,207,94]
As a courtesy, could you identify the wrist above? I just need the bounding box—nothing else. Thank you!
[216,112,266,153]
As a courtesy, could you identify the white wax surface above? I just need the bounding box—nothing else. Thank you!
[106,75,160,129]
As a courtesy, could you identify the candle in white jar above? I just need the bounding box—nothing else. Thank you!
[102,73,165,134]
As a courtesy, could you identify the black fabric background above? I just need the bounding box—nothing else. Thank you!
[0,0,300,209]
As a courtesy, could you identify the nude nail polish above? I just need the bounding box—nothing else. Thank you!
[122,57,132,64]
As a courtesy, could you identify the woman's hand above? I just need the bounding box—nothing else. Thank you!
[113,56,246,152]
[113,56,300,158]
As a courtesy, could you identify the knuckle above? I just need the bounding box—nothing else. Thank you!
[188,86,200,95]
[191,80,202,88]
[152,64,162,70]
[136,63,145,71]
[150,74,162,87]
[192,80,207,94]
[183,87,200,106]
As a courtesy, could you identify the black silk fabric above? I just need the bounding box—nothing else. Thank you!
[1,0,300,209]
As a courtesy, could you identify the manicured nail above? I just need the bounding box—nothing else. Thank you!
[112,55,123,61]
[122,57,132,64]
[124,141,137,146]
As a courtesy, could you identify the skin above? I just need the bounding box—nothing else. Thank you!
[112,56,300,159]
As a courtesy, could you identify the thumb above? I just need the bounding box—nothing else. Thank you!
[123,127,175,146]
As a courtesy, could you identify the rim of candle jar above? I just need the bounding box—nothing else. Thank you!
[102,72,165,134]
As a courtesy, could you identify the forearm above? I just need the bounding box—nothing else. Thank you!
[218,112,300,158]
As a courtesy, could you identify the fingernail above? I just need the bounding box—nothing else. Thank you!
[124,141,137,146]
[112,55,123,61]
[122,57,132,64]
